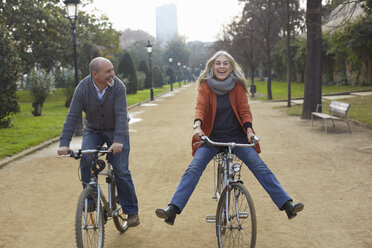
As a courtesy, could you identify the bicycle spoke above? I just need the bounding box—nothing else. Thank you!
[216,183,256,247]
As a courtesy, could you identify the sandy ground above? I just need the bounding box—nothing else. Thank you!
[1,83,372,248]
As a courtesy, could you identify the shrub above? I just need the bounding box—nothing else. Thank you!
[153,66,164,87]
[0,22,21,127]
[136,71,146,90]
[54,67,75,107]
[117,51,138,94]
[137,60,151,89]
[27,69,54,116]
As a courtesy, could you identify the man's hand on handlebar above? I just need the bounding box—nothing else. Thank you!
[108,142,123,155]
[57,146,70,156]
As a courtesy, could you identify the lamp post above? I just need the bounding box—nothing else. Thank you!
[250,80,256,97]
[183,65,186,84]
[146,40,154,101]
[64,0,83,136]
[177,62,181,87]
[169,57,173,91]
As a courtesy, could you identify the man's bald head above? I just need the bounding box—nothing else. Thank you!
[89,57,115,87]
[89,57,112,74]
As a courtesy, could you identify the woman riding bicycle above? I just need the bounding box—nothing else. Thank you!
[155,50,303,225]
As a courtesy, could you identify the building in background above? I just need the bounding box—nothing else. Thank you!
[156,3,178,47]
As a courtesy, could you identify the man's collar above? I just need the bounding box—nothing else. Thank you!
[92,79,108,92]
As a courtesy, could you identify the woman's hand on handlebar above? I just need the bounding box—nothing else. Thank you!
[193,126,205,141]
[247,128,255,144]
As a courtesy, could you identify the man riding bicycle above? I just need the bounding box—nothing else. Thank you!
[57,57,140,227]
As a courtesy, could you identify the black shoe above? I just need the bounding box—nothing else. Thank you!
[283,200,304,219]
[155,204,179,225]
[127,213,140,227]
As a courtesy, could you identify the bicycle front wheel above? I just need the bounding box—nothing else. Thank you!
[216,182,256,248]
[111,180,128,233]
[75,186,105,248]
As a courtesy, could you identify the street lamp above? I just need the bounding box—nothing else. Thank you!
[183,65,186,84]
[177,62,181,87]
[64,0,83,136]
[146,40,154,101]
[169,57,173,91]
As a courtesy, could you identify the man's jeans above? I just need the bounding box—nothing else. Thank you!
[170,144,291,213]
[80,130,138,215]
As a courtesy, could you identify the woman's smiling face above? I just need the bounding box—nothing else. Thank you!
[213,55,232,81]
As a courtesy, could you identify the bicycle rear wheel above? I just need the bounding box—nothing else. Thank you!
[75,186,105,248]
[111,180,128,233]
[216,182,256,248]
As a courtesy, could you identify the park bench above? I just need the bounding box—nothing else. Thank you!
[311,100,352,133]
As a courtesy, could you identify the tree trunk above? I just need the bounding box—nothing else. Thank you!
[250,67,255,84]
[267,44,273,100]
[32,101,42,116]
[266,0,273,100]
[286,0,291,107]
[301,0,322,119]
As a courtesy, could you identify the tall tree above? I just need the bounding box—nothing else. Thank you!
[241,0,281,100]
[0,0,70,73]
[163,37,190,69]
[0,0,121,76]
[277,0,304,106]
[302,0,323,119]
[226,17,263,88]
[186,41,214,79]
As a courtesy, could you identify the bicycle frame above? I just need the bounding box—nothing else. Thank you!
[202,136,258,225]
[72,149,123,227]
[217,146,241,228]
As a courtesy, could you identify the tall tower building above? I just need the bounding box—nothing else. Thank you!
[156,3,178,47]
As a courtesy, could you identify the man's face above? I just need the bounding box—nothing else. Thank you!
[93,60,115,87]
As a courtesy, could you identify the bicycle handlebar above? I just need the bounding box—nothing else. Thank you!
[200,135,259,148]
[58,147,110,159]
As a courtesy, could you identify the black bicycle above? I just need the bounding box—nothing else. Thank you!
[61,147,127,248]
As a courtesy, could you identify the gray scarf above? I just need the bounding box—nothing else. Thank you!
[207,76,235,95]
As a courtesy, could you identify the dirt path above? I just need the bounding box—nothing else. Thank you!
[1,83,372,248]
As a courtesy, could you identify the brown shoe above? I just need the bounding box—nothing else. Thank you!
[127,213,140,227]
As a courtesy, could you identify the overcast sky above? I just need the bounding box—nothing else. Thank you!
[82,0,243,42]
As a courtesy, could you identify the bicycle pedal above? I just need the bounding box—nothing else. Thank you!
[206,214,216,223]
[238,212,249,219]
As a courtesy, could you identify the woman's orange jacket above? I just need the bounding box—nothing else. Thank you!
[191,82,261,156]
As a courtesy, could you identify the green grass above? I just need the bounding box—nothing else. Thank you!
[253,80,372,127]
[284,95,372,127]
[127,84,172,106]
[253,80,372,100]
[0,83,177,159]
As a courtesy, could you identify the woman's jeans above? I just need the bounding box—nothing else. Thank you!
[80,130,138,215]
[170,144,291,213]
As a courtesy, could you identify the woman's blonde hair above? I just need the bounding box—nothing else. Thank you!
[197,50,248,93]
